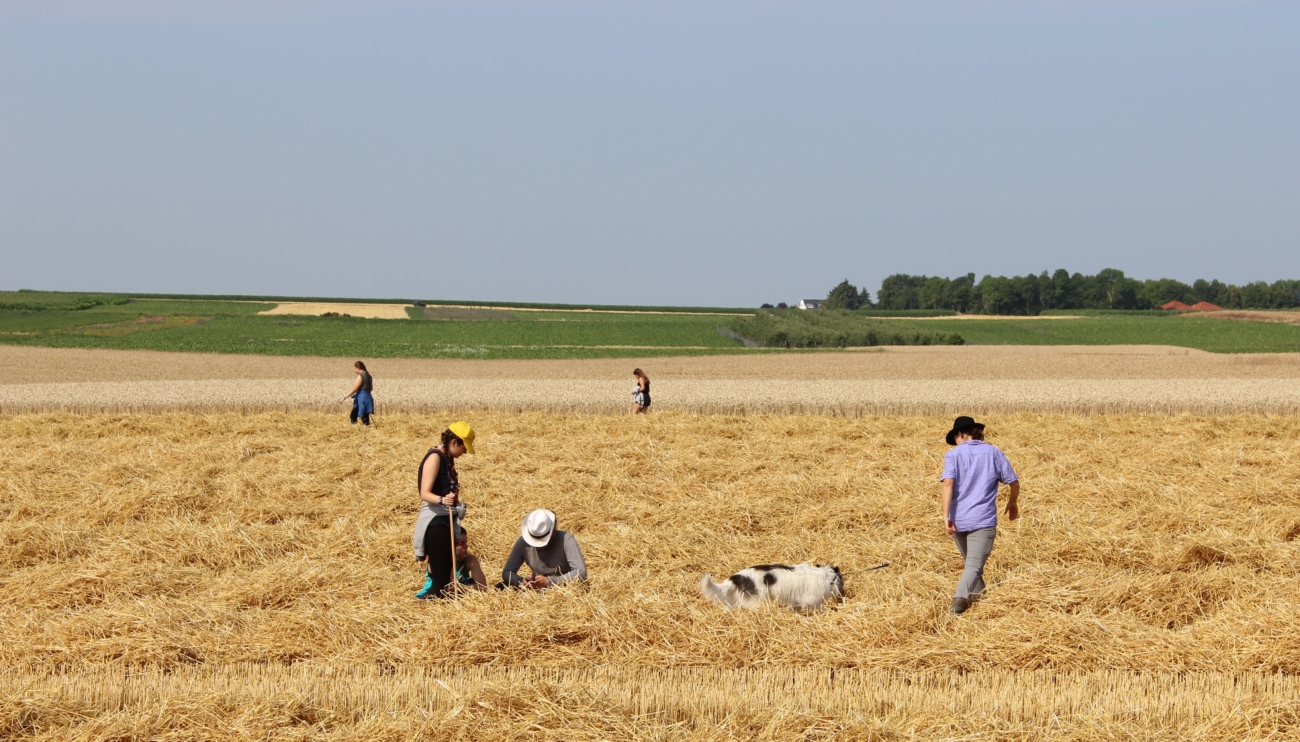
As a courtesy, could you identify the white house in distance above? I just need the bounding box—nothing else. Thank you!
[798,299,822,310]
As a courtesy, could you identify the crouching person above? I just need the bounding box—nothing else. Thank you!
[500,509,587,589]
[453,526,488,592]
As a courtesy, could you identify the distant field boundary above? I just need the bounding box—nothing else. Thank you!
[128,293,753,315]
[854,309,958,317]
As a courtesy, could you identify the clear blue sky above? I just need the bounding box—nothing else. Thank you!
[2,1,1297,306]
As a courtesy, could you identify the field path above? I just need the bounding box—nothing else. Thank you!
[2,344,1299,414]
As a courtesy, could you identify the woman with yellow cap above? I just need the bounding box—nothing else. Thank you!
[413,421,475,599]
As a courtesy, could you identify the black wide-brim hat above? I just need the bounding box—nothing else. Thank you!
[946,415,985,446]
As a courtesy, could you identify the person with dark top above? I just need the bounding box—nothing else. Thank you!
[630,368,651,414]
[412,421,476,599]
[500,509,588,589]
[340,361,375,425]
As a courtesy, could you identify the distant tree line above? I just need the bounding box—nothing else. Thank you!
[803,270,1300,315]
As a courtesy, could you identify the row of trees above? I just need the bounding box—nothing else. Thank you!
[817,270,1300,315]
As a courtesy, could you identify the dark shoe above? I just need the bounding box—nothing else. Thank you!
[950,598,970,614]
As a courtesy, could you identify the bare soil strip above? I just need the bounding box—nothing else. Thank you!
[5,344,1300,384]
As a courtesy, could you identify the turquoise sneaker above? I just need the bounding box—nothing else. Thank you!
[414,574,435,600]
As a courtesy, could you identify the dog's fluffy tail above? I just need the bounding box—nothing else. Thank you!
[700,574,737,608]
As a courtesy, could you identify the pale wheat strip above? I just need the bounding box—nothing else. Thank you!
[4,378,1300,415]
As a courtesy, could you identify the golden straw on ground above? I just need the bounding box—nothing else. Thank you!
[2,410,1299,739]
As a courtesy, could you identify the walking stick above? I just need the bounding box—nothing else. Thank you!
[447,495,459,597]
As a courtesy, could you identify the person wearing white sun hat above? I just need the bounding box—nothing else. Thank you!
[500,509,588,589]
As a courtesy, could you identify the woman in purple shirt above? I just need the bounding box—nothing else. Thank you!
[940,416,1020,614]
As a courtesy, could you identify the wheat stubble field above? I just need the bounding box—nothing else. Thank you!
[3,346,1300,740]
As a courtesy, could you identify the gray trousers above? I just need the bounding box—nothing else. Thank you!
[952,527,996,600]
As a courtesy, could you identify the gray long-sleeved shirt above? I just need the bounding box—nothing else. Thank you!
[501,531,588,587]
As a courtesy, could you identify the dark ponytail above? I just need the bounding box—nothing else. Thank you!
[436,429,463,480]
[354,361,368,373]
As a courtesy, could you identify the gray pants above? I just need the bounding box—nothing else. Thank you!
[952,527,996,600]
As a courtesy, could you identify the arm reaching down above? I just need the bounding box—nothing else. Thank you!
[339,375,363,403]
[501,538,528,587]
[465,554,488,591]
[941,478,956,534]
[996,449,1020,521]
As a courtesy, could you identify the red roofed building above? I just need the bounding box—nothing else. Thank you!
[1189,301,1223,311]
[1161,301,1192,310]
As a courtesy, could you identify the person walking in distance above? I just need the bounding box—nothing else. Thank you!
[940,416,1019,615]
[412,421,476,599]
[630,368,651,414]
[340,361,375,426]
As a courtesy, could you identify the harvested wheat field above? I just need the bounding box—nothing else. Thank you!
[3,410,1300,739]
[257,302,413,320]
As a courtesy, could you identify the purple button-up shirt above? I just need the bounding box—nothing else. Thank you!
[942,440,1018,532]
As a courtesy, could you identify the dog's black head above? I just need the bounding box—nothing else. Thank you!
[816,566,847,600]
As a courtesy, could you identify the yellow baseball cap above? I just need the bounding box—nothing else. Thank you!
[448,421,475,454]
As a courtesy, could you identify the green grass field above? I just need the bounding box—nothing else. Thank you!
[910,314,1300,353]
[2,292,1299,357]
[725,309,1300,354]
[0,298,749,359]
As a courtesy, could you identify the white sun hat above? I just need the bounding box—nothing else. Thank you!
[521,509,557,548]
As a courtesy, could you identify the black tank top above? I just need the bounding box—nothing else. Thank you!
[359,372,373,392]
[417,446,458,497]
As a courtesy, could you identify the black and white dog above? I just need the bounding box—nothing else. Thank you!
[700,563,844,612]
